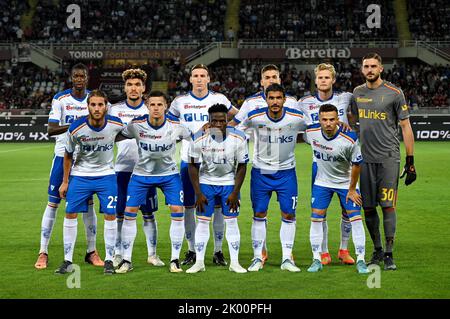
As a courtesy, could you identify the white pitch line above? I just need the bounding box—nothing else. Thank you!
[0,145,51,154]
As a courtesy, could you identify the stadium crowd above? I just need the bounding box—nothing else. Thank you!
[238,0,398,41]
[1,59,449,111]
[17,0,227,43]
[408,0,450,41]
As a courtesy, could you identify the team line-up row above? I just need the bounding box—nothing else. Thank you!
[34,54,416,276]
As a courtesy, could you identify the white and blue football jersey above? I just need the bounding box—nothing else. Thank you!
[305,123,363,189]
[168,91,233,162]
[66,115,124,176]
[108,100,149,172]
[48,89,91,157]
[189,127,249,185]
[235,107,307,171]
[234,91,299,137]
[121,114,191,176]
[298,92,352,126]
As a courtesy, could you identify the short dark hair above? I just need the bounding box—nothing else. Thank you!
[319,103,338,114]
[191,63,209,74]
[265,83,285,97]
[71,63,88,75]
[87,89,108,105]
[362,52,382,64]
[208,103,229,115]
[261,64,279,75]
[146,90,167,103]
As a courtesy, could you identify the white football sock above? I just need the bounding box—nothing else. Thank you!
[184,207,196,251]
[114,218,123,256]
[63,217,78,262]
[83,204,97,253]
[351,219,366,262]
[194,219,210,263]
[213,207,224,253]
[143,215,158,256]
[39,203,58,254]
[103,219,117,262]
[310,221,323,261]
[340,218,352,250]
[170,218,185,261]
[225,217,240,264]
[121,219,137,262]
[251,217,266,260]
[321,219,329,253]
[280,219,296,261]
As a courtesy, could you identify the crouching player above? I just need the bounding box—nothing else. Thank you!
[187,104,249,274]
[115,91,191,274]
[304,104,369,274]
[56,90,123,275]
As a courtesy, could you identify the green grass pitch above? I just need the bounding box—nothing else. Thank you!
[0,142,449,299]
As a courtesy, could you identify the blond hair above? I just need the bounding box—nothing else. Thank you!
[314,63,336,79]
[122,68,147,83]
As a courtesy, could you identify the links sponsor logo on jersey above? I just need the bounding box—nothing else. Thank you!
[260,134,294,143]
[314,150,345,162]
[65,115,83,124]
[358,109,387,120]
[312,140,333,151]
[184,113,209,122]
[81,143,113,152]
[139,132,162,139]
[139,141,174,152]
[66,105,87,111]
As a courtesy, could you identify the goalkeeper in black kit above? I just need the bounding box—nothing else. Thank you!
[350,53,416,271]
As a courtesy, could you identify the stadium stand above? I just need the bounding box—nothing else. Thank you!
[238,0,398,41]
[408,0,450,41]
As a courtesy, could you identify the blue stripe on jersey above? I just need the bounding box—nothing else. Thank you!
[68,116,88,133]
[284,107,304,116]
[307,123,321,130]
[48,119,60,123]
[246,91,264,100]
[106,115,123,124]
[167,111,179,119]
[247,107,267,118]
[339,129,358,142]
[53,89,72,100]
[166,113,180,123]
[226,126,246,140]
[131,114,148,122]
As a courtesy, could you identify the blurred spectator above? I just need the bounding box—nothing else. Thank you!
[408,0,450,41]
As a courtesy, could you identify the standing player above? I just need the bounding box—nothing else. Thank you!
[168,64,238,267]
[233,84,307,272]
[351,53,416,270]
[187,104,248,274]
[55,90,123,275]
[35,63,103,269]
[228,64,298,264]
[304,104,368,274]
[108,69,162,268]
[298,63,355,266]
[115,91,191,274]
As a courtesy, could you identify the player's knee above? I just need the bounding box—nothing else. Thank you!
[170,205,184,213]
[382,207,396,214]
[254,212,267,218]
[281,212,295,221]
[66,213,77,219]
[104,213,116,221]
[125,206,139,213]
[363,207,377,216]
